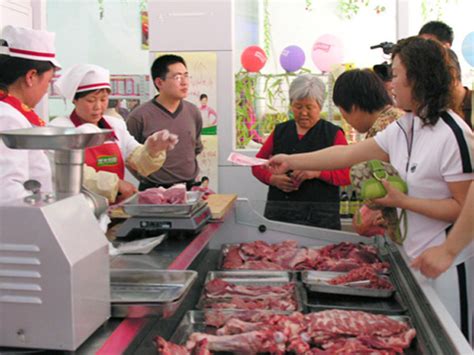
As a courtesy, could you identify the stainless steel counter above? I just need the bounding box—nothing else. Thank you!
[76,198,472,354]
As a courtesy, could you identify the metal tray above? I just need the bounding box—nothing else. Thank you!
[111,284,193,318]
[205,270,296,283]
[110,269,197,303]
[303,286,407,315]
[301,270,395,298]
[122,191,203,217]
[196,271,304,311]
[169,311,418,354]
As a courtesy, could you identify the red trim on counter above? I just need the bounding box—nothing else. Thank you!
[168,222,221,270]
[96,318,148,355]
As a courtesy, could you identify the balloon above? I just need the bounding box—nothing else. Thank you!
[279,45,305,72]
[311,34,344,72]
[241,46,267,72]
[461,31,474,67]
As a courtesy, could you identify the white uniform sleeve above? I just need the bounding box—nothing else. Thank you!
[0,141,30,203]
[106,116,140,159]
[83,165,119,203]
[0,108,39,203]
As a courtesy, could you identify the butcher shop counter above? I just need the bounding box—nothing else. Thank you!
[80,198,471,354]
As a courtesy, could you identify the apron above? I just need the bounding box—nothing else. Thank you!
[70,110,125,179]
[0,92,46,126]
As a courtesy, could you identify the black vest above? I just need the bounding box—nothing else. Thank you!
[264,119,342,230]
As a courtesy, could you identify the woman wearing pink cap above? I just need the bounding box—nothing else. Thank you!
[50,64,178,204]
[0,25,61,203]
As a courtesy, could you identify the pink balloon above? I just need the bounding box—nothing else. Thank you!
[311,34,344,72]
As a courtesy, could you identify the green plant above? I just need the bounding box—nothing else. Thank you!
[421,0,455,20]
[263,0,271,55]
[337,0,386,20]
[235,69,312,149]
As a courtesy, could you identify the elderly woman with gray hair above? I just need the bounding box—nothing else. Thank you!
[252,74,350,230]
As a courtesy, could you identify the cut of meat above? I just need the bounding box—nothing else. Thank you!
[204,310,276,328]
[186,330,282,353]
[328,265,394,290]
[155,336,190,355]
[358,328,417,353]
[204,279,295,298]
[161,310,415,354]
[137,183,187,204]
[306,310,408,337]
[221,246,244,269]
[205,294,297,311]
[222,241,390,272]
[238,260,285,270]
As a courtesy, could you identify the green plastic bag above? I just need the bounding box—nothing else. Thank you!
[350,160,408,245]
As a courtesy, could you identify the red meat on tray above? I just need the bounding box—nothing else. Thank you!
[137,183,187,204]
[222,241,389,272]
[156,310,416,354]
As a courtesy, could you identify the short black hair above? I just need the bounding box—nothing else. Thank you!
[419,21,454,45]
[151,54,186,82]
[372,62,392,82]
[392,36,453,126]
[333,69,392,114]
[0,55,54,90]
[199,93,208,101]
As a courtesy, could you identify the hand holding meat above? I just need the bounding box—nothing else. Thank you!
[144,129,179,156]
[268,154,291,174]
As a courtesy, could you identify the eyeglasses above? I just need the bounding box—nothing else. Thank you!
[166,73,190,83]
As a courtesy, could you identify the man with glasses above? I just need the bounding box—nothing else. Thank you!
[127,54,203,191]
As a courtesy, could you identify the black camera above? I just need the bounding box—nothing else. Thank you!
[370,42,395,55]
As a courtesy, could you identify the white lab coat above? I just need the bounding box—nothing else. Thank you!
[51,114,141,159]
[0,101,53,204]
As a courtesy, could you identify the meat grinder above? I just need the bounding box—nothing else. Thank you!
[0,127,112,351]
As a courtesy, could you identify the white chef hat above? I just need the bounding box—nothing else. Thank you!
[54,64,111,101]
[0,25,61,69]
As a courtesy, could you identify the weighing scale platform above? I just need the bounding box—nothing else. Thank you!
[115,202,212,239]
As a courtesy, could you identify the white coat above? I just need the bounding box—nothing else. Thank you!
[50,114,140,160]
[0,101,53,204]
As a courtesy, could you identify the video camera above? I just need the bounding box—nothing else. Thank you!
[370,41,395,55]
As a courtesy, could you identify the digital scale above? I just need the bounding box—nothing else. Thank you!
[115,200,212,238]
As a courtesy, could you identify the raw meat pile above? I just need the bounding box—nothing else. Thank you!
[202,279,298,311]
[137,183,187,204]
[155,309,416,354]
[329,265,395,290]
[222,240,390,272]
